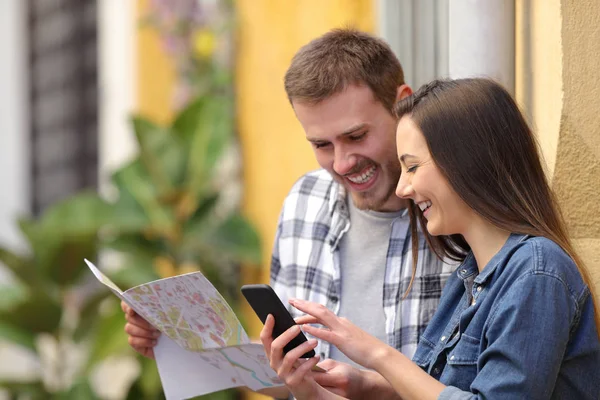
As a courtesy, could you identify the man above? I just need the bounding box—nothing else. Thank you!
[123,29,454,398]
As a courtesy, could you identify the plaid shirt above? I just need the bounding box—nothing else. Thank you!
[270,169,456,359]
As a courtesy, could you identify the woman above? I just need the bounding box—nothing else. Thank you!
[261,78,600,399]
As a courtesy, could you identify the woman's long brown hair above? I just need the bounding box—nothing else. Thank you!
[396,78,599,336]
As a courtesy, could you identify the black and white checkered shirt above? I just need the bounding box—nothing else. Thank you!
[270,169,456,359]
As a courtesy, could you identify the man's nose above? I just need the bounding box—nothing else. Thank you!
[333,149,357,176]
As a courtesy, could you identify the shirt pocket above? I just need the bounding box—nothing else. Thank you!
[412,336,436,371]
[442,333,481,391]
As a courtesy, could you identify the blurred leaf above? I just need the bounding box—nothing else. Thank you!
[137,355,163,397]
[171,97,208,145]
[103,234,163,263]
[48,238,98,287]
[55,377,99,400]
[204,214,262,264]
[16,193,109,286]
[0,319,37,351]
[0,283,29,312]
[0,290,62,335]
[84,299,131,372]
[184,97,233,200]
[39,192,112,237]
[109,258,161,290]
[0,246,36,284]
[0,379,48,399]
[73,291,111,342]
[132,117,187,194]
[109,162,152,233]
[112,161,174,235]
[17,217,40,249]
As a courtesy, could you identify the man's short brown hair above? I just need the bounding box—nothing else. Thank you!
[284,28,405,112]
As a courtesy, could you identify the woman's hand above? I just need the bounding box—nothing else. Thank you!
[290,298,392,370]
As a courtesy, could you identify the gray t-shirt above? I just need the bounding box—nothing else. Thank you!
[329,197,404,368]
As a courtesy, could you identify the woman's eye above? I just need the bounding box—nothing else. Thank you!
[406,165,418,173]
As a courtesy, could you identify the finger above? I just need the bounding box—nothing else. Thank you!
[125,322,161,340]
[270,324,302,370]
[289,299,337,328]
[259,314,275,358]
[128,332,157,349]
[294,315,319,325]
[279,338,318,377]
[121,300,130,313]
[300,324,337,344]
[315,358,337,370]
[125,312,157,331]
[132,345,156,360]
[285,355,320,388]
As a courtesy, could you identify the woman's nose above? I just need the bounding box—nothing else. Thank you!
[395,175,414,199]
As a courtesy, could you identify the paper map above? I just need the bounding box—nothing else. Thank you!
[84,259,283,399]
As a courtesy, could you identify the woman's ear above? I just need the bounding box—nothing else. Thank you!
[396,84,413,101]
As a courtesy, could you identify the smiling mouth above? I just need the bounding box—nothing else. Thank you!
[417,200,432,214]
[346,165,377,184]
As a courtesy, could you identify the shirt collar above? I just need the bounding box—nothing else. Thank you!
[457,233,529,283]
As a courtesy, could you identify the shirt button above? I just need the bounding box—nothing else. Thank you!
[433,367,440,375]
[450,355,455,361]
[440,336,446,342]
[461,269,467,274]
[476,286,482,292]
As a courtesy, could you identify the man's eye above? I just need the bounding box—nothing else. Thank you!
[314,142,330,149]
[349,132,366,141]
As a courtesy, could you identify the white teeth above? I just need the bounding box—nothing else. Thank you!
[347,165,376,184]
[417,201,432,211]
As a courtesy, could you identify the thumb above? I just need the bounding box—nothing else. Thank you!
[316,358,338,370]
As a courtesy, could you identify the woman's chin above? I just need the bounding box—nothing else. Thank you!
[425,220,442,236]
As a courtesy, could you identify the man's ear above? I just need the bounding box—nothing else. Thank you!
[396,84,413,101]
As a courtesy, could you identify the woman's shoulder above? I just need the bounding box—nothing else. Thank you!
[509,236,586,295]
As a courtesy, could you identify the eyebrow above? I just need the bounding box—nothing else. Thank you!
[399,154,417,163]
[306,123,367,143]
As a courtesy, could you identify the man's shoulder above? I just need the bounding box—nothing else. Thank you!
[283,169,339,205]
[289,169,336,194]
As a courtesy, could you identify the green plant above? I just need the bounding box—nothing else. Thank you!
[0,193,120,399]
[105,94,261,303]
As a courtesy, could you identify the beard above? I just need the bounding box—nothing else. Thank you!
[335,158,401,211]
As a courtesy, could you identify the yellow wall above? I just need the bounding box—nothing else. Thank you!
[236,0,374,314]
[235,1,374,398]
[555,0,600,288]
[516,0,600,297]
[136,0,176,124]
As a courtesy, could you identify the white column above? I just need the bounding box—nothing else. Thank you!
[98,0,137,200]
[0,1,30,255]
[93,2,140,398]
[449,0,515,93]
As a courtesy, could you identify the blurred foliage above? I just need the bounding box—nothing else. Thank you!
[0,1,257,399]
[0,94,260,399]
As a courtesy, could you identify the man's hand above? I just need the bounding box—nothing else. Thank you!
[313,359,364,398]
[260,314,344,400]
[313,359,401,400]
[122,300,160,359]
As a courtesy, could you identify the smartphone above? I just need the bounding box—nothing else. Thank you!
[241,284,316,359]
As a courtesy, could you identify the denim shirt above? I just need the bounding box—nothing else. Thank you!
[412,234,600,399]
